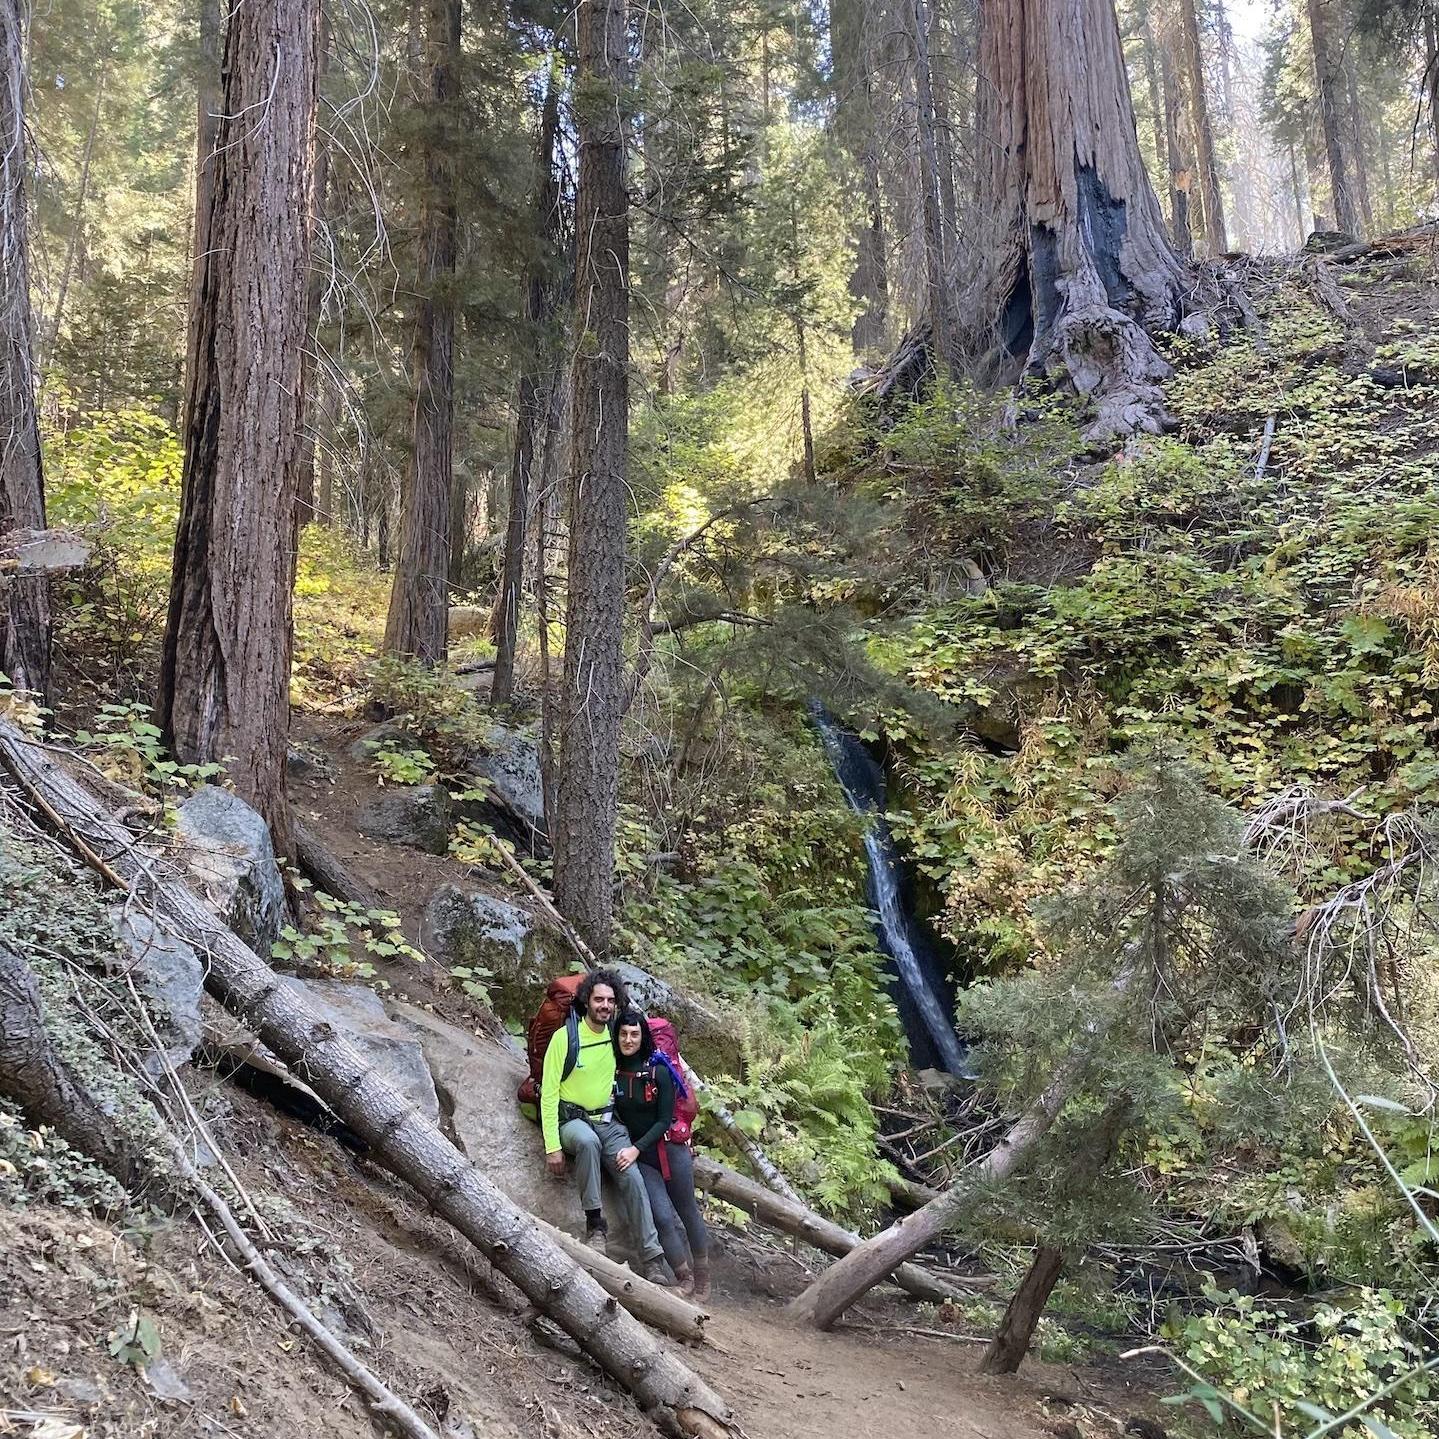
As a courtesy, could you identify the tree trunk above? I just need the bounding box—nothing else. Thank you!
[0,943,140,1189]
[1212,0,1251,250]
[1342,53,1374,235]
[492,69,561,709]
[297,6,332,527]
[1307,0,1361,235]
[788,961,1136,1330]
[790,197,816,485]
[1426,12,1439,187]
[1157,8,1193,260]
[0,0,49,700]
[976,1098,1129,1373]
[383,0,459,665]
[0,716,733,1436]
[1176,0,1226,254]
[552,0,630,956]
[1287,139,1310,246]
[157,0,319,856]
[973,0,1184,442]
[831,0,889,351]
[1137,0,1166,182]
[979,1248,1064,1373]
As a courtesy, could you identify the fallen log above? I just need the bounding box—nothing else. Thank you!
[539,1217,708,1342]
[0,718,733,1437]
[293,820,384,910]
[691,1154,965,1304]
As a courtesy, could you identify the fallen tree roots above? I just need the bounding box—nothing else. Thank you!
[0,719,733,1436]
[692,1154,967,1305]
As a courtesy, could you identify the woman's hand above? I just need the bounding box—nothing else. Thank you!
[615,1145,640,1171]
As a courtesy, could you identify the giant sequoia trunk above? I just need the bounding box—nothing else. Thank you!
[973,0,1184,441]
[384,0,460,664]
[491,71,562,709]
[0,0,49,700]
[552,0,630,955]
[158,0,318,854]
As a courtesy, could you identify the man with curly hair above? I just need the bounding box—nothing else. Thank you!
[540,968,671,1283]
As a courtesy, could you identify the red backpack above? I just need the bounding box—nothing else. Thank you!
[647,1016,700,1145]
[517,973,586,1121]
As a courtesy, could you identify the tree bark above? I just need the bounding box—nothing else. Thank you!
[1176,0,1226,254]
[492,68,561,709]
[1342,51,1374,235]
[973,0,1184,442]
[978,1247,1063,1374]
[0,717,734,1435]
[0,943,140,1189]
[1306,0,1361,235]
[0,0,49,700]
[158,0,318,856]
[383,0,460,664]
[297,5,332,527]
[553,0,630,957]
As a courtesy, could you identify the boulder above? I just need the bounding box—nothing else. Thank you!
[173,785,285,954]
[459,722,546,845]
[285,979,440,1124]
[357,783,450,855]
[286,745,336,783]
[385,1000,642,1255]
[422,884,545,984]
[112,910,204,1072]
[447,605,491,643]
[610,961,741,1078]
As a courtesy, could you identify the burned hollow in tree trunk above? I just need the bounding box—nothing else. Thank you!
[973,0,1185,442]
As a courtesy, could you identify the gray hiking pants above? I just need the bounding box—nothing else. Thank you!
[559,1117,664,1262]
[639,1141,710,1271]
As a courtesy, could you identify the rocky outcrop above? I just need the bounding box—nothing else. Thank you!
[173,785,285,954]
[457,722,546,850]
[357,783,451,855]
[112,911,204,1072]
[421,885,553,989]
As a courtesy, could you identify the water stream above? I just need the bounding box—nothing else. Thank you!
[809,702,971,1076]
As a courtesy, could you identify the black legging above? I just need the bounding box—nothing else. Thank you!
[638,1141,710,1269]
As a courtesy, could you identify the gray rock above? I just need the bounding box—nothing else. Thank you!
[1178,312,1212,339]
[285,978,440,1124]
[385,1001,641,1255]
[610,961,741,1078]
[112,911,204,1072]
[423,884,535,980]
[357,783,450,855]
[462,723,545,837]
[173,785,285,954]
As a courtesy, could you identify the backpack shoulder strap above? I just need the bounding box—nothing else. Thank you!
[561,1010,581,1082]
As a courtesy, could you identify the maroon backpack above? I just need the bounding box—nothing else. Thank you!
[646,1016,700,1145]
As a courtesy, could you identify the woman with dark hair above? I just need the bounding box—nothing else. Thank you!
[611,1009,712,1299]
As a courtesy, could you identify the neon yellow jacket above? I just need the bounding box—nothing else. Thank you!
[540,1019,616,1153]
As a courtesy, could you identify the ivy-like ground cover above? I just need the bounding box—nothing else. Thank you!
[874,261,1439,975]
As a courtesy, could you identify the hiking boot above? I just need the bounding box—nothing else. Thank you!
[641,1257,675,1287]
[673,1261,695,1297]
[585,1225,609,1257]
[689,1258,711,1304]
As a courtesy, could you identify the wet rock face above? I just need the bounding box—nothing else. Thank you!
[356,783,451,855]
[173,785,286,954]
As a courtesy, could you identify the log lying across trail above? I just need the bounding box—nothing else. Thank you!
[692,1155,968,1304]
[0,719,732,1438]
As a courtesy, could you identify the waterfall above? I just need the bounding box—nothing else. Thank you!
[809,702,971,1076]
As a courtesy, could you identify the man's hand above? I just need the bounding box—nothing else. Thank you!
[615,1145,639,1172]
[546,1150,566,1178]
